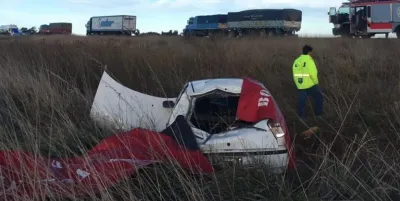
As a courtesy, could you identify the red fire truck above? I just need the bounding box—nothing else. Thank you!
[328,0,400,38]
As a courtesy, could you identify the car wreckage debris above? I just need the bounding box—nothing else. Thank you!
[89,70,296,172]
[0,118,213,200]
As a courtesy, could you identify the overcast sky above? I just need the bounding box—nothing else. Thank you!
[0,0,391,37]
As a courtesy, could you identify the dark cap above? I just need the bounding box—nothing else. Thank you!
[302,45,313,55]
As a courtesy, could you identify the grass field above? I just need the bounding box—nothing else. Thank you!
[0,35,399,200]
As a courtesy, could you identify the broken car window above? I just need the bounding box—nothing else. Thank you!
[189,91,251,134]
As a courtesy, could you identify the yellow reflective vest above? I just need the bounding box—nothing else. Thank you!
[292,54,319,90]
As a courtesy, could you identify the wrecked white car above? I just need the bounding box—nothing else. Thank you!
[90,71,295,173]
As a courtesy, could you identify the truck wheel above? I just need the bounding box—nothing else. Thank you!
[237,30,243,38]
[228,31,235,38]
[396,27,400,39]
[340,25,350,38]
[340,31,349,37]
[260,30,267,38]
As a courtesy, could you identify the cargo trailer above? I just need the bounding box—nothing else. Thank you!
[49,23,72,34]
[227,9,302,37]
[38,22,72,35]
[86,15,138,36]
[182,9,302,38]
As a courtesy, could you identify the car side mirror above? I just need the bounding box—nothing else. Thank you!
[163,100,175,108]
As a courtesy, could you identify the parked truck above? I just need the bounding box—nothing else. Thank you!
[0,24,20,36]
[227,9,302,37]
[183,9,302,37]
[38,22,72,35]
[328,0,400,38]
[86,15,139,36]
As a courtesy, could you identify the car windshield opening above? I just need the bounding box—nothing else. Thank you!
[189,91,252,134]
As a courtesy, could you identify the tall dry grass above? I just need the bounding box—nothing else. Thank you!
[0,35,399,200]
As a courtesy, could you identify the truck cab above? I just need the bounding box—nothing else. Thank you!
[8,27,20,36]
[38,24,51,34]
[183,17,195,36]
[329,0,400,38]
[329,2,375,38]
[329,3,351,36]
[85,20,91,35]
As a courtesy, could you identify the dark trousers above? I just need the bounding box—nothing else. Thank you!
[298,85,323,118]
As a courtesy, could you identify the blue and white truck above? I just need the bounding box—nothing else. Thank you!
[85,15,138,36]
[183,9,302,37]
[183,14,228,36]
[0,24,21,36]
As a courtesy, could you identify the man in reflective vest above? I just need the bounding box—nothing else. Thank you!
[292,45,323,119]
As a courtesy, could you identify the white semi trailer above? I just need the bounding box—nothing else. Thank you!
[85,15,138,36]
